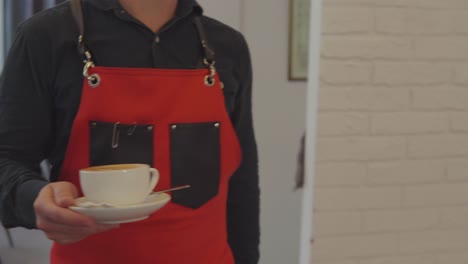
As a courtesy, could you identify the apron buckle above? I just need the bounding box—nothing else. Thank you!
[203,59,216,87]
[83,60,101,88]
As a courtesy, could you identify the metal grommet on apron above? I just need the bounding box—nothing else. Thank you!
[83,60,101,88]
[87,74,101,87]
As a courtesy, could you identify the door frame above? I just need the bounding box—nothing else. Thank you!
[298,0,323,263]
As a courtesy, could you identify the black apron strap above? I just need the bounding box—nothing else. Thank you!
[69,1,216,85]
[193,16,217,86]
[193,16,215,64]
[70,0,101,86]
[69,0,92,62]
[70,0,84,36]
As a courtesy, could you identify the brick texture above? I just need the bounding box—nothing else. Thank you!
[313,1,468,263]
[366,160,444,185]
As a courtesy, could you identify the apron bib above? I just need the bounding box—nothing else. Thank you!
[51,1,241,263]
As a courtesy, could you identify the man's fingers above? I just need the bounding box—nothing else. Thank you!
[35,183,93,227]
[45,232,86,245]
[42,223,119,244]
[53,183,79,208]
[35,182,119,245]
[38,205,95,227]
[37,217,118,236]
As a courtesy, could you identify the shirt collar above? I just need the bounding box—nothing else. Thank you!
[86,0,203,16]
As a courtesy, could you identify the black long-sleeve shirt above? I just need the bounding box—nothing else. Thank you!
[0,0,259,263]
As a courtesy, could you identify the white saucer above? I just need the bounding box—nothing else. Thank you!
[69,193,171,224]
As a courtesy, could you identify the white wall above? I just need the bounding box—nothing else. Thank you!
[197,0,242,31]
[301,0,322,263]
[243,1,307,263]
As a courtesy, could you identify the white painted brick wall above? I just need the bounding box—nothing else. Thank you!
[313,233,398,259]
[358,255,438,264]
[438,253,468,264]
[447,158,468,180]
[453,63,468,85]
[322,36,413,59]
[366,160,444,185]
[440,206,468,228]
[373,62,451,85]
[313,0,468,263]
[319,87,411,111]
[398,229,468,253]
[321,61,372,85]
[315,186,403,210]
[370,112,449,135]
[451,112,468,132]
[317,136,406,161]
[375,9,455,35]
[322,7,373,34]
[403,183,468,207]
[414,37,468,60]
[316,162,366,186]
[408,134,468,157]
[362,208,439,232]
[412,86,468,110]
[314,211,362,235]
[318,112,369,136]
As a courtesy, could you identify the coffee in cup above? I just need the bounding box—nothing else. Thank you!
[79,164,159,206]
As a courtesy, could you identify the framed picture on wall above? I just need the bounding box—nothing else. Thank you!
[289,0,310,81]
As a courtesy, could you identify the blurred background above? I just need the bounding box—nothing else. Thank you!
[3,0,66,55]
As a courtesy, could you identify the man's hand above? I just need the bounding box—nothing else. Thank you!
[34,182,118,244]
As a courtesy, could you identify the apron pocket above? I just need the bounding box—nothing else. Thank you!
[89,121,154,167]
[170,122,221,209]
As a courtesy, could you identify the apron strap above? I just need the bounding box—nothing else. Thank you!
[70,0,84,36]
[69,0,92,63]
[193,16,215,65]
[69,0,216,86]
[193,16,217,86]
[69,0,100,87]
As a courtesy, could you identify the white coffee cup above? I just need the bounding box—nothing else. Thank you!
[79,164,159,206]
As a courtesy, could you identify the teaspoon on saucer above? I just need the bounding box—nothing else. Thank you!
[75,185,191,208]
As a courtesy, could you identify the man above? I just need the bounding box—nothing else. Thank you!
[0,0,259,263]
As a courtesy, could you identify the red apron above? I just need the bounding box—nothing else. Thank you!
[51,3,242,263]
